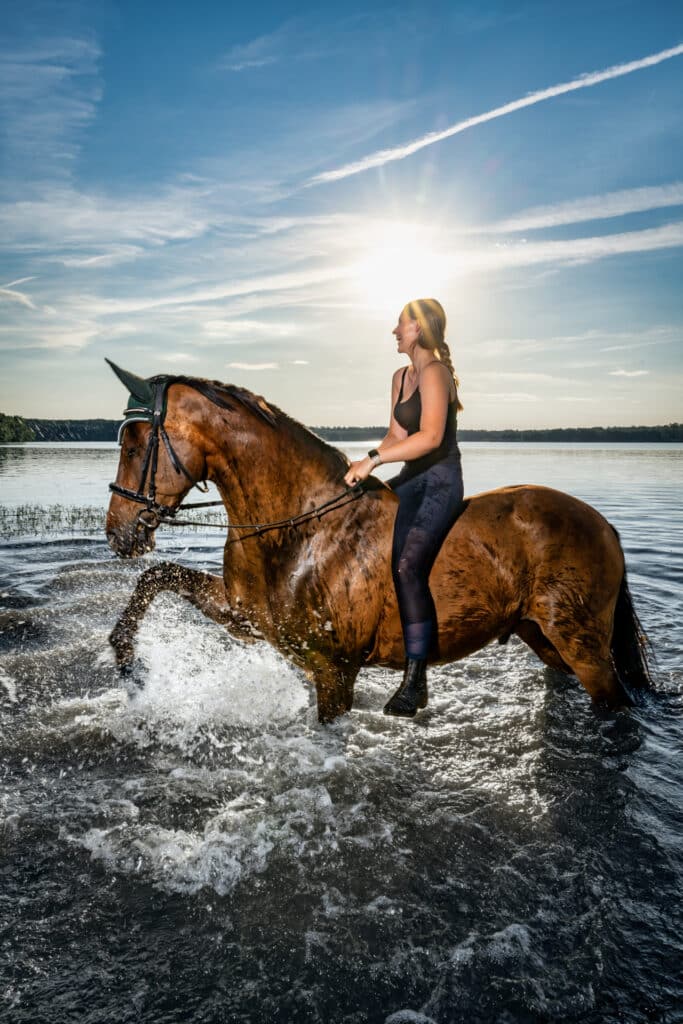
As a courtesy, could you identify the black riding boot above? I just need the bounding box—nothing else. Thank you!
[383,659,428,717]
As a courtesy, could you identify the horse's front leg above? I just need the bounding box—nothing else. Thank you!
[306,656,360,724]
[110,561,259,670]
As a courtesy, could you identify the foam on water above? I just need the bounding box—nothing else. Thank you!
[131,594,310,728]
[0,667,17,703]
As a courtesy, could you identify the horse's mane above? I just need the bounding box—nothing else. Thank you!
[154,374,350,475]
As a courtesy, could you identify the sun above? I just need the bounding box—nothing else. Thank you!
[350,219,450,316]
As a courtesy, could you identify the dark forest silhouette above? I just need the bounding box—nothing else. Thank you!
[2,414,681,444]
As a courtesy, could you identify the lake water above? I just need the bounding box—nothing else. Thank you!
[1,442,682,1024]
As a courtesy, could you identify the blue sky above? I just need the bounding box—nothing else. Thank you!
[1,0,682,428]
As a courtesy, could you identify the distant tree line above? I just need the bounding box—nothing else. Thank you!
[1,415,682,444]
[0,414,35,442]
[315,424,683,443]
[458,424,683,443]
[24,419,119,442]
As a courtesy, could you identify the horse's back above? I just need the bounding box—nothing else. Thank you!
[451,483,621,565]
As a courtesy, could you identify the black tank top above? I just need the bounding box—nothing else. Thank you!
[393,365,460,479]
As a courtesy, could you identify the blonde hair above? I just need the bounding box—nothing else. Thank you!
[403,298,463,411]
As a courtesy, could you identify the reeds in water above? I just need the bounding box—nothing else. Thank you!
[0,505,228,538]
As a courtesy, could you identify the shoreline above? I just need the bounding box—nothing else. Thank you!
[4,421,682,444]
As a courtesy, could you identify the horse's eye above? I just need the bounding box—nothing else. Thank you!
[126,446,138,458]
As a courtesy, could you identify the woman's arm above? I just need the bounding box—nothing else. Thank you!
[343,363,451,485]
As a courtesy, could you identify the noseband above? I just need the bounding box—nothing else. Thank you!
[109,379,211,528]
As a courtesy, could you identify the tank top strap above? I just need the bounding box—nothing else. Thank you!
[397,366,408,402]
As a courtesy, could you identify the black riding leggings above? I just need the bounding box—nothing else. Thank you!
[389,460,464,660]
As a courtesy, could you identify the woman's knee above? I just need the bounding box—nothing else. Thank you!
[393,552,423,589]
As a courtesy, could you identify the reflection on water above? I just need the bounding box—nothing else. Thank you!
[0,443,121,507]
[2,440,682,505]
[1,443,682,1023]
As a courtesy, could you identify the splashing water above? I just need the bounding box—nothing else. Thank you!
[1,443,682,1023]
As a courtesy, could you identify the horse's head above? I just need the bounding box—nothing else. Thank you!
[105,360,208,558]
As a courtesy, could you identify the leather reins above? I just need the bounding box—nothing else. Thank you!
[109,379,364,543]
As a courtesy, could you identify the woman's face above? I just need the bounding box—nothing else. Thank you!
[393,311,421,356]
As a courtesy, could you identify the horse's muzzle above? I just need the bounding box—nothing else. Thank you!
[106,517,157,558]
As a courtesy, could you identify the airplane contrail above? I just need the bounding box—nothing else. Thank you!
[308,42,683,186]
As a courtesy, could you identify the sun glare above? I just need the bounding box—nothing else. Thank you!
[351,220,450,316]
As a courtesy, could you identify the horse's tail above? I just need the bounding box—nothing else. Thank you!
[610,532,654,693]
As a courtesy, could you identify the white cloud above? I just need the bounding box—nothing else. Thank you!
[609,369,650,377]
[219,17,328,72]
[0,284,35,308]
[459,221,683,271]
[219,12,382,73]
[473,183,683,233]
[309,42,683,185]
[202,318,299,339]
[227,361,278,370]
[0,37,101,179]
[162,353,198,364]
[468,391,541,402]
[479,371,569,383]
[59,246,144,268]
[83,264,352,316]
[0,321,99,350]
[0,184,219,249]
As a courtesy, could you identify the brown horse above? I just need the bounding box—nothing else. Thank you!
[105,362,652,722]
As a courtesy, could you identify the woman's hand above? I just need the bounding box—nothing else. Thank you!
[344,457,374,487]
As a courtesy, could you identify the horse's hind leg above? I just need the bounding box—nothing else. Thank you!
[538,615,632,711]
[516,619,572,673]
[573,658,633,711]
[110,561,256,671]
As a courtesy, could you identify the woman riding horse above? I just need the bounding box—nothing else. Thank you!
[105,355,652,723]
[344,299,463,718]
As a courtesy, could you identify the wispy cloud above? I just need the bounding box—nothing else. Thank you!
[202,318,300,339]
[598,326,680,352]
[460,220,683,271]
[474,183,683,233]
[0,183,220,249]
[227,361,278,371]
[218,13,374,72]
[0,36,101,180]
[85,264,352,316]
[609,369,650,377]
[162,352,198,364]
[474,325,680,360]
[0,281,35,308]
[479,370,571,383]
[309,42,683,185]
[59,246,144,269]
[0,320,99,350]
[468,391,541,402]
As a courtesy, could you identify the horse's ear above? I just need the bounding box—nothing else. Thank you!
[105,358,154,405]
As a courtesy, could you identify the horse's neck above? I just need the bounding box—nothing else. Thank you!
[207,413,347,535]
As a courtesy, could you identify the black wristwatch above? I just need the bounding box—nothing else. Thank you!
[368,449,382,467]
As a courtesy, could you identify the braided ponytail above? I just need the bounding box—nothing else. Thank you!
[404,298,464,411]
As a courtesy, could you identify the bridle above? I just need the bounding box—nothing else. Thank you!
[109,378,365,541]
[109,378,214,529]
